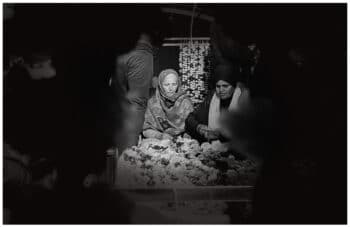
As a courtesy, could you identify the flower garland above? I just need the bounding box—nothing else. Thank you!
[179,40,212,106]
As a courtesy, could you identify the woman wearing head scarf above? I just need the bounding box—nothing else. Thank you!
[185,63,250,143]
[143,69,194,140]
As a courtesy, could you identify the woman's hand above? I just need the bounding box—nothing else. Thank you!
[164,127,181,136]
[183,133,192,139]
[197,124,220,141]
[161,133,173,140]
[196,124,209,135]
[205,130,220,141]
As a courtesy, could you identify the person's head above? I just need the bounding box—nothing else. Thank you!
[159,69,180,97]
[23,50,56,80]
[214,64,241,100]
[216,80,234,100]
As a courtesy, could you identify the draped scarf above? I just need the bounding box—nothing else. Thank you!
[208,86,242,130]
[143,69,194,135]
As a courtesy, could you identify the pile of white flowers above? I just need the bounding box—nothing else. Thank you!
[116,137,259,188]
[117,137,220,188]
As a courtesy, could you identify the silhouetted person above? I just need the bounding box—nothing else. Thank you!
[213,5,346,224]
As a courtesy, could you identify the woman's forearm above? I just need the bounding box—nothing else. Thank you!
[143,129,163,140]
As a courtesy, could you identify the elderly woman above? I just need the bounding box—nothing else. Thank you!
[185,63,249,143]
[143,69,194,140]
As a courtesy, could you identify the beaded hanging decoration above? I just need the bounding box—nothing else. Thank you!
[179,39,212,107]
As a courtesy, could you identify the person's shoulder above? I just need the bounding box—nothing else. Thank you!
[205,90,215,102]
[127,44,153,58]
[126,51,153,67]
[181,96,193,106]
[133,47,153,55]
[208,90,216,97]
[117,48,137,63]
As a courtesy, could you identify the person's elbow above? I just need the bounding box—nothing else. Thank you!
[127,92,148,110]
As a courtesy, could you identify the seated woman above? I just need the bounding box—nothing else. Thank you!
[185,63,249,143]
[143,69,194,140]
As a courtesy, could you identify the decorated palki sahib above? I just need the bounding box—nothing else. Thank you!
[117,137,258,188]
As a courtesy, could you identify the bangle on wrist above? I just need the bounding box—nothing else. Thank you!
[196,124,202,133]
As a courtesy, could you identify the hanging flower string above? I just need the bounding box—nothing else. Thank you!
[179,40,211,107]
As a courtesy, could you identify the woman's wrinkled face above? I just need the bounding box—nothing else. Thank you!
[162,73,178,97]
[216,80,234,100]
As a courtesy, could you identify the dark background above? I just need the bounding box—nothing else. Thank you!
[3,3,347,224]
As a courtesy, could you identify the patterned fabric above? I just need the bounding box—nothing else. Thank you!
[143,69,194,136]
[116,41,154,146]
[116,41,154,109]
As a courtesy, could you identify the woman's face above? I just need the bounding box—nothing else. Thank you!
[162,73,178,97]
[216,80,234,100]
